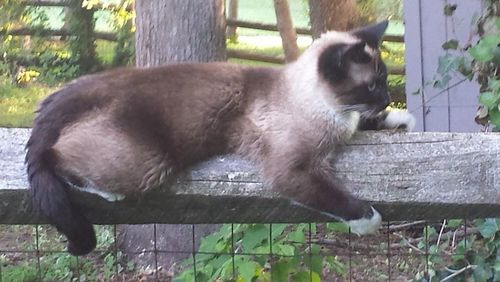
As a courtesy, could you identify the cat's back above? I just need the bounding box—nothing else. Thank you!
[34,62,282,194]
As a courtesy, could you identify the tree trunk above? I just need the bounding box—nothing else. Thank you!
[135,0,226,66]
[308,0,360,39]
[121,0,226,275]
[273,0,300,62]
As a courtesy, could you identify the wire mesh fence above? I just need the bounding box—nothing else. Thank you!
[0,218,483,281]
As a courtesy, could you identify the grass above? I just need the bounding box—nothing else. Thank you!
[0,78,52,128]
[232,0,310,36]
[96,39,117,64]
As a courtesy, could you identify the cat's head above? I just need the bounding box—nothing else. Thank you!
[313,21,391,117]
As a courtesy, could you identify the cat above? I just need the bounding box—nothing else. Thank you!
[26,21,415,256]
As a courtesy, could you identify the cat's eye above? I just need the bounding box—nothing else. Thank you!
[368,81,376,91]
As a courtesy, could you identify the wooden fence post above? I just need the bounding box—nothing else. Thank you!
[226,0,238,41]
[273,0,300,62]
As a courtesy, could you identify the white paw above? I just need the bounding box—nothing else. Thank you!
[345,207,382,235]
[384,110,416,131]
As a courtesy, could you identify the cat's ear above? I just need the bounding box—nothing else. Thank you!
[351,20,388,48]
[344,42,371,64]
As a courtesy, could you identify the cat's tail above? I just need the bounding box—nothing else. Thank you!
[26,89,97,256]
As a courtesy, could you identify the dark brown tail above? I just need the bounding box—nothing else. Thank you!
[26,87,102,255]
[26,150,96,255]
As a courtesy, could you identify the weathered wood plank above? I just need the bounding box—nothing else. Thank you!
[1,128,499,224]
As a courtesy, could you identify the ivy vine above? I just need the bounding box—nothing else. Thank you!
[435,1,500,130]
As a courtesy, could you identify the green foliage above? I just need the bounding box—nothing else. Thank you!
[109,0,135,66]
[433,2,500,130]
[38,50,80,85]
[0,0,132,87]
[66,0,100,74]
[0,76,51,127]
[0,225,130,282]
[174,223,349,282]
[412,219,500,281]
[356,0,403,22]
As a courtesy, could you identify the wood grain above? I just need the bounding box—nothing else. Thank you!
[1,128,499,224]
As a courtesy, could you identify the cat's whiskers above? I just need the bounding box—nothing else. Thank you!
[337,104,380,120]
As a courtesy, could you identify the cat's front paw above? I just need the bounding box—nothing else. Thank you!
[345,206,382,235]
[384,110,416,131]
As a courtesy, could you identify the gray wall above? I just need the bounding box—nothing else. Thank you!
[404,0,484,132]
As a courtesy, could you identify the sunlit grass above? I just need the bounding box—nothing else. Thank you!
[0,78,53,127]
[96,39,117,65]
[228,35,310,57]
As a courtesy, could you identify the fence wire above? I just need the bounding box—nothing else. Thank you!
[0,219,475,281]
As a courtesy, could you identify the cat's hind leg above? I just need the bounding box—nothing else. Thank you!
[52,116,176,199]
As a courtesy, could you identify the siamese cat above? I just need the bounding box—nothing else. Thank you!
[26,21,415,255]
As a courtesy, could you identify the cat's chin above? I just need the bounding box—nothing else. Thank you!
[345,206,382,235]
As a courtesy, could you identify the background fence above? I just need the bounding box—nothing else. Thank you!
[9,0,405,73]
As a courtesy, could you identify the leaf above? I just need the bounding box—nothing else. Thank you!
[308,255,323,274]
[478,218,499,238]
[469,35,500,62]
[473,264,493,281]
[429,244,439,254]
[437,54,461,75]
[447,219,462,228]
[287,230,306,243]
[292,271,321,282]
[443,4,457,16]
[310,244,321,255]
[237,260,259,282]
[198,234,222,252]
[292,271,310,282]
[271,224,287,239]
[490,109,500,128]
[271,261,292,282]
[310,224,317,233]
[311,272,321,282]
[425,226,437,238]
[489,79,500,92]
[274,244,295,256]
[327,222,349,233]
[325,256,347,277]
[479,91,498,109]
[242,225,269,252]
[442,39,459,50]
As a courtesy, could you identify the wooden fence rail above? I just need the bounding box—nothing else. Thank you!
[7,27,117,41]
[227,19,405,73]
[226,19,405,43]
[22,0,131,11]
[1,128,499,225]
